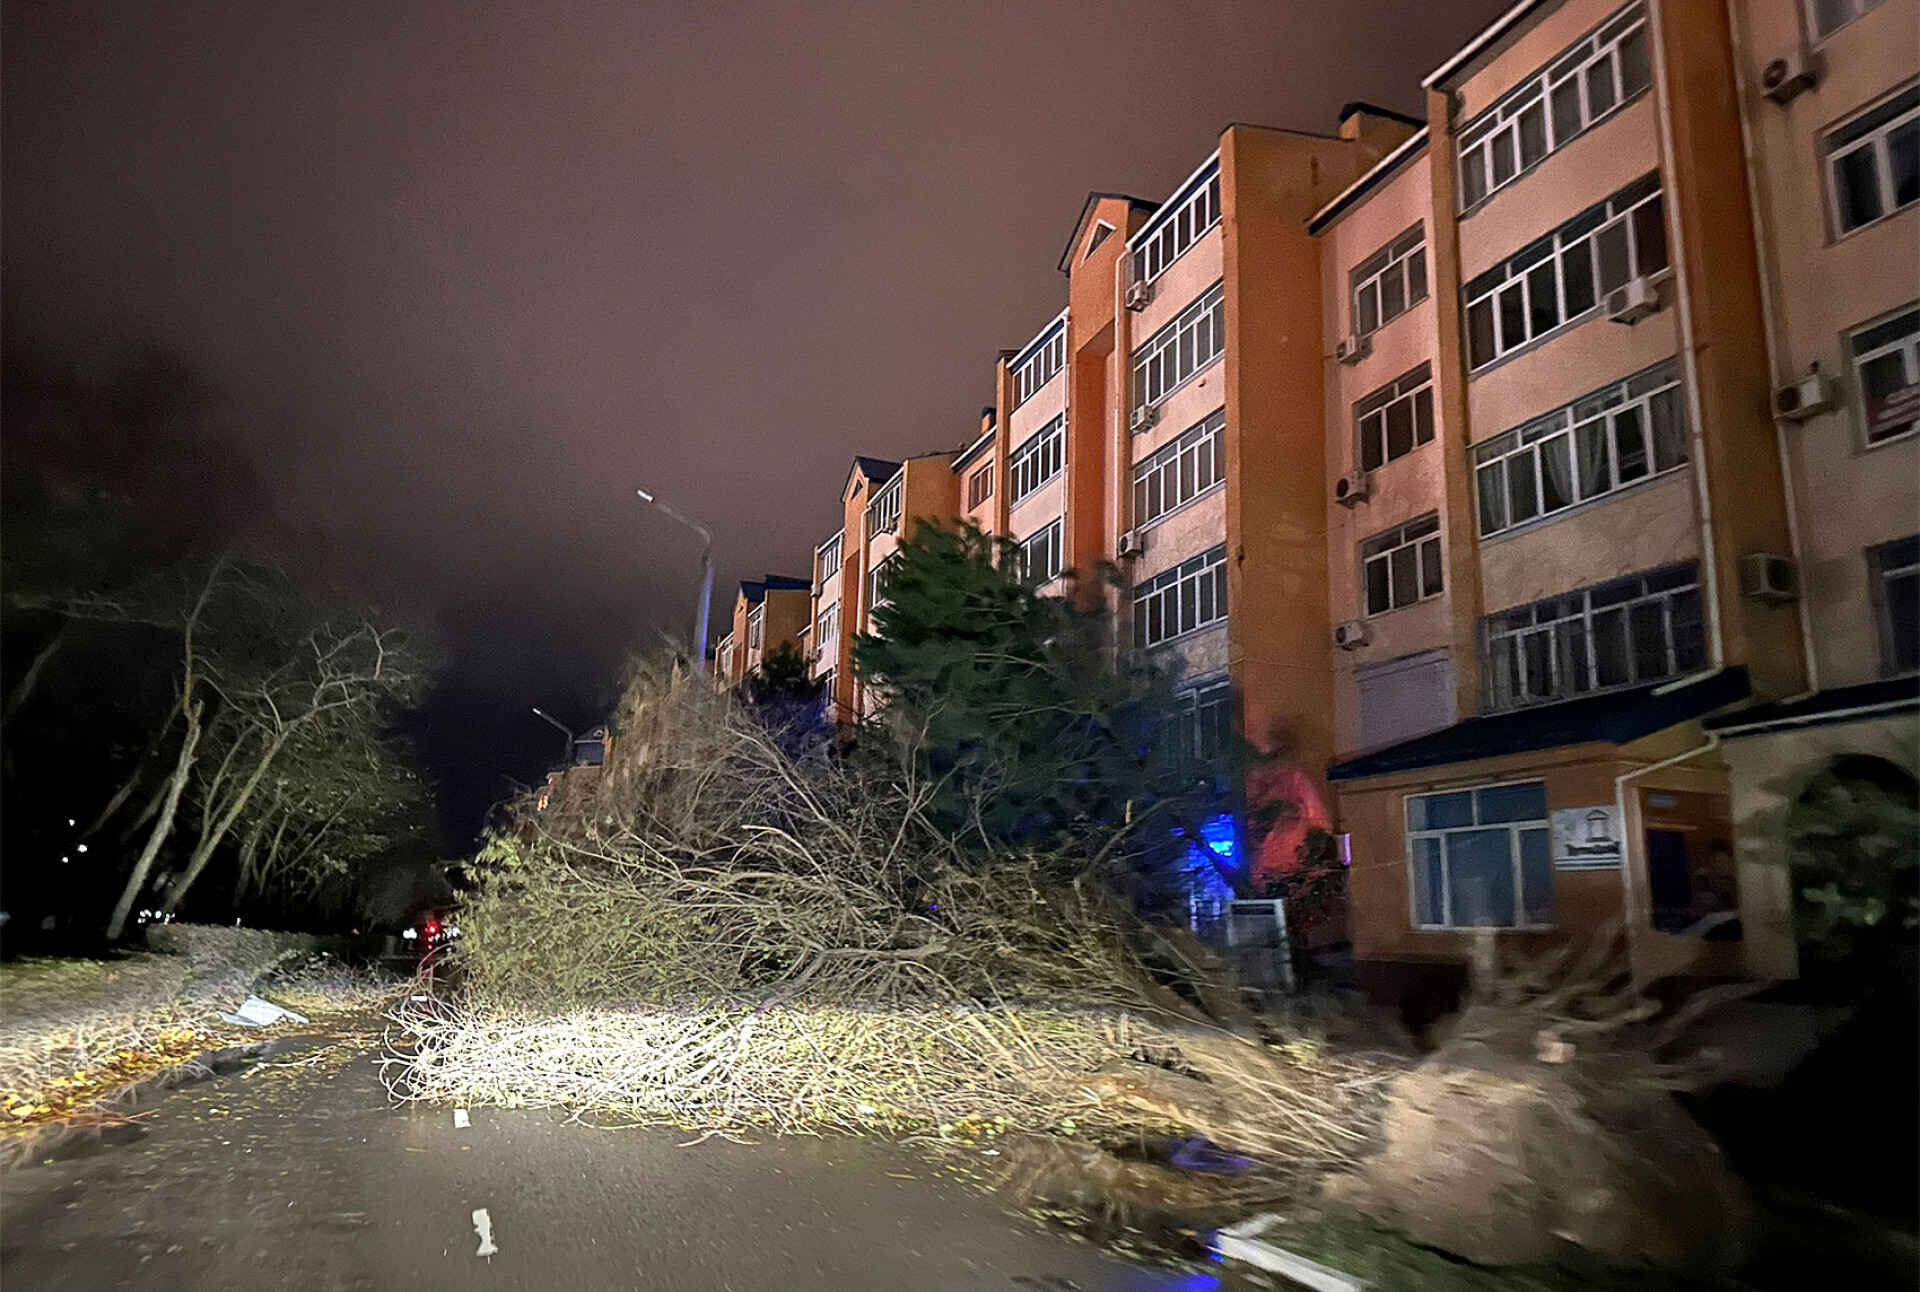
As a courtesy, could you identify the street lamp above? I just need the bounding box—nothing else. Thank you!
[635,486,716,675]
[530,706,574,763]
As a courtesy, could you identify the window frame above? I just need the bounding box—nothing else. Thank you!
[1456,2,1651,214]
[1480,562,1705,712]
[1171,679,1234,762]
[1132,544,1229,649]
[814,601,839,653]
[1356,363,1437,472]
[1806,0,1892,41]
[1848,304,1920,446]
[865,476,903,539]
[1020,518,1064,586]
[1869,534,1919,677]
[1009,414,1066,504]
[746,605,764,652]
[1361,514,1444,617]
[966,463,994,510]
[1474,357,1686,538]
[1822,85,1919,239]
[814,532,843,593]
[1405,779,1554,931]
[1133,409,1226,530]
[866,556,895,618]
[1350,225,1429,337]
[1012,317,1068,408]
[1132,281,1226,411]
[1129,159,1223,288]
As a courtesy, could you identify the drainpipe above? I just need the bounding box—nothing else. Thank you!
[1613,730,1722,984]
[1647,0,1725,672]
[1724,0,1820,699]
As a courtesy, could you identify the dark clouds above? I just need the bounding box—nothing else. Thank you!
[3,0,1505,833]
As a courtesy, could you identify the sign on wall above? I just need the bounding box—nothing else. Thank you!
[1553,804,1623,869]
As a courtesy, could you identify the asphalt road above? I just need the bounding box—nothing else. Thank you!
[0,1030,1206,1291]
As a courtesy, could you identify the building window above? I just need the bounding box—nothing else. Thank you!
[1133,544,1228,649]
[1172,680,1233,761]
[815,532,842,592]
[1362,515,1444,616]
[1825,86,1919,237]
[1132,281,1225,411]
[1466,174,1667,371]
[867,556,895,617]
[1356,364,1436,472]
[1352,226,1428,336]
[1481,562,1704,712]
[1131,160,1222,286]
[1457,3,1651,211]
[1020,518,1064,585]
[1407,781,1553,928]
[1808,0,1891,37]
[1475,358,1685,537]
[1013,319,1067,407]
[747,607,764,651]
[1870,535,1919,676]
[1848,306,1920,445]
[817,668,835,703]
[815,601,839,652]
[1133,409,1225,528]
[865,477,902,539]
[967,463,994,509]
[1009,415,1065,503]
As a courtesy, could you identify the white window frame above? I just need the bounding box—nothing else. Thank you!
[1807,0,1891,41]
[1466,175,1667,372]
[1848,305,1920,446]
[1132,544,1228,649]
[1405,780,1553,930]
[1009,415,1065,504]
[1020,518,1064,586]
[1824,85,1919,238]
[815,532,842,592]
[1132,281,1225,411]
[1356,364,1436,472]
[1133,409,1225,529]
[966,462,994,510]
[866,556,895,619]
[1870,534,1919,677]
[1172,679,1233,761]
[1475,358,1686,537]
[1481,562,1704,712]
[746,605,764,652]
[1012,316,1067,408]
[1362,514,1444,616]
[1351,225,1428,337]
[1456,3,1651,212]
[814,601,839,654]
[1130,158,1222,287]
[865,476,902,539]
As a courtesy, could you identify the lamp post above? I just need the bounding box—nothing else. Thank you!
[530,706,574,764]
[635,487,715,675]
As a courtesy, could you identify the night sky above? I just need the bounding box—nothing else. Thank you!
[3,0,1506,838]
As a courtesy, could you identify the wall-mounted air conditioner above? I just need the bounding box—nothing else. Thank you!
[1772,369,1834,422]
[1333,620,1372,650]
[1124,279,1153,312]
[1760,49,1821,105]
[1738,553,1800,604]
[1335,334,1371,365]
[1117,529,1147,559]
[1333,470,1372,508]
[1605,276,1660,324]
[1128,402,1159,433]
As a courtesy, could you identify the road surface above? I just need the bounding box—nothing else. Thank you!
[0,1030,1206,1290]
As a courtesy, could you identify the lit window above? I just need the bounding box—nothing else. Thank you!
[1825,86,1918,236]
[1481,563,1704,711]
[1019,518,1063,586]
[1132,282,1225,411]
[1133,545,1228,648]
[1362,515,1443,616]
[1130,160,1222,287]
[1475,358,1685,536]
[1406,781,1552,928]
[1009,415,1065,504]
[1465,174,1668,371]
[1870,535,1919,677]
[967,463,994,509]
[1356,364,1435,472]
[865,477,902,539]
[1457,3,1651,211]
[1351,226,1428,336]
[1849,306,1920,444]
[1013,318,1067,407]
[1133,409,1225,528]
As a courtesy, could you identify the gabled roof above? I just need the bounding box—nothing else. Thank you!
[738,580,766,605]
[1327,668,1750,782]
[841,455,901,499]
[1057,191,1158,275]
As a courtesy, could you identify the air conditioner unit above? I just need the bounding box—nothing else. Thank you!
[1117,529,1147,559]
[1332,620,1372,650]
[1335,334,1371,365]
[1738,553,1800,604]
[1128,402,1159,433]
[1333,470,1373,508]
[1124,279,1153,312]
[1760,49,1821,105]
[1605,276,1660,324]
[1772,370,1834,421]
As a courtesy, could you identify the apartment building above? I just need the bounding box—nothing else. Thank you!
[1313,0,1916,986]
[717,576,811,687]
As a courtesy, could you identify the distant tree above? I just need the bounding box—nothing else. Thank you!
[747,641,814,702]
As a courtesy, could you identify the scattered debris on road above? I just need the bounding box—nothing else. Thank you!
[218,996,309,1028]
[472,1207,498,1258]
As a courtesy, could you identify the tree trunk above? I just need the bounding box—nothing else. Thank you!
[231,809,272,910]
[3,622,68,723]
[105,698,204,941]
[161,731,288,915]
[84,699,182,840]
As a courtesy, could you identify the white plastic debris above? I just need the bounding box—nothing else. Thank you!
[472,1208,498,1258]
[452,1109,470,1129]
[218,996,310,1027]
[1214,1214,1368,1291]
